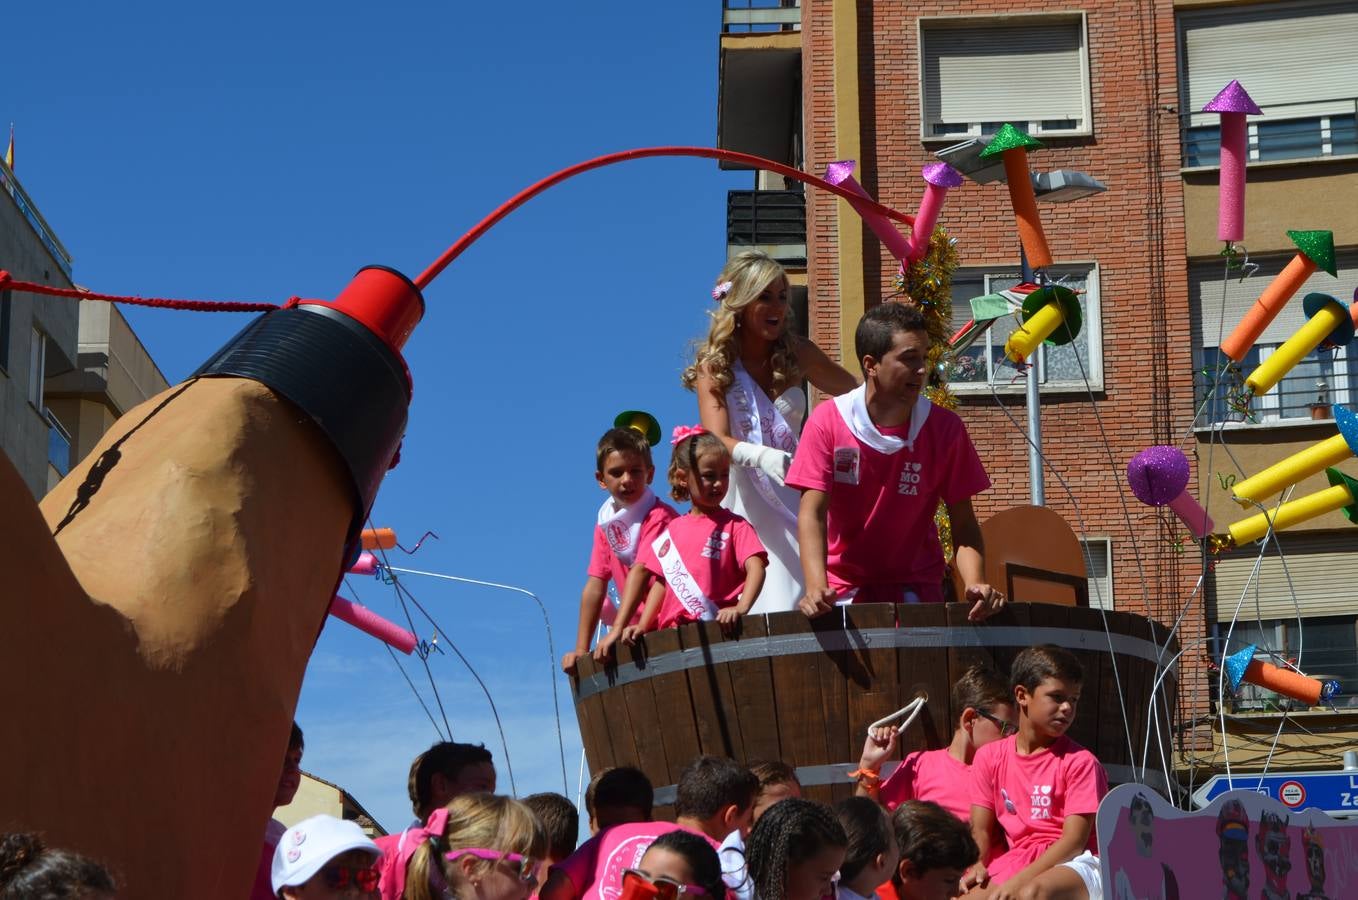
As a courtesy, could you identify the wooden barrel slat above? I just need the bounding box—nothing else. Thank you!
[767,613,834,791]
[572,653,615,773]
[724,615,782,765]
[616,642,674,787]
[681,621,747,762]
[895,603,950,752]
[603,641,647,770]
[640,627,701,788]
[842,604,901,782]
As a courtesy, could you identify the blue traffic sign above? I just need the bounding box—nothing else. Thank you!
[1192,770,1358,817]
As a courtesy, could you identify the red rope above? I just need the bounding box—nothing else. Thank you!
[0,270,279,313]
[414,146,916,290]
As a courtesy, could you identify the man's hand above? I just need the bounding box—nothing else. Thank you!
[798,586,837,617]
[965,583,1005,622]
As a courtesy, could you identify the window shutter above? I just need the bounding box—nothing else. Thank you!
[1191,250,1358,348]
[923,19,1087,128]
[1181,1,1358,124]
[1212,531,1358,620]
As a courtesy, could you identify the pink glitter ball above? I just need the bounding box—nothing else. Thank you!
[1126,446,1190,506]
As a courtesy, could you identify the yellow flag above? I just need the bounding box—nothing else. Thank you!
[4,124,12,170]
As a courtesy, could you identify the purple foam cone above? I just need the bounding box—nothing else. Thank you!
[824,160,857,185]
[922,162,964,188]
[1223,644,1258,693]
[1202,80,1262,115]
[1126,446,1191,507]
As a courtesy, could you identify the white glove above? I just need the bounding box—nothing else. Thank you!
[732,441,792,486]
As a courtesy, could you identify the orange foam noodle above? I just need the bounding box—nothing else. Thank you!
[1243,659,1323,705]
[1220,254,1317,362]
[360,527,397,550]
[1001,150,1052,269]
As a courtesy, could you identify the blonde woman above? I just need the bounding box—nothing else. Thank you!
[682,250,858,612]
[388,793,547,900]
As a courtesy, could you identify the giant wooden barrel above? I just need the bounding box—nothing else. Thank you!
[571,603,1178,814]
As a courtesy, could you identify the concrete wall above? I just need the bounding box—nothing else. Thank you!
[0,177,78,498]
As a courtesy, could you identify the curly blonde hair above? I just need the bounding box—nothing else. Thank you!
[681,250,802,395]
[405,793,547,900]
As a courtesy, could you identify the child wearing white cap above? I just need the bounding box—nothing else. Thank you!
[272,814,381,899]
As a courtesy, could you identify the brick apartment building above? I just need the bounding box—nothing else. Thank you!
[719,0,1358,782]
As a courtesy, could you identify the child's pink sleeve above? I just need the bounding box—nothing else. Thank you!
[786,403,835,493]
[970,742,998,811]
[940,417,991,505]
[587,526,611,580]
[732,518,767,567]
[878,751,921,809]
[1061,750,1108,817]
[551,834,600,894]
[637,537,662,577]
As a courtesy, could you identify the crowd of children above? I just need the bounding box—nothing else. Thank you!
[563,251,1005,675]
[0,642,1107,899]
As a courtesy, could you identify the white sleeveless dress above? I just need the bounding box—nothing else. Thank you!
[722,361,807,613]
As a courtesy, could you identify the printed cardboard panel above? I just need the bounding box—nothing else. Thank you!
[1098,781,1358,899]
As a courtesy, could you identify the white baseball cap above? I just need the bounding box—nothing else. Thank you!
[271,814,380,895]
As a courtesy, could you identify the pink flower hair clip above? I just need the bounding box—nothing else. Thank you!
[671,424,707,445]
[712,281,734,301]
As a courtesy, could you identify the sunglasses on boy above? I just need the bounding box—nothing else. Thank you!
[445,848,539,883]
[976,708,1018,736]
[620,868,709,900]
[318,863,381,892]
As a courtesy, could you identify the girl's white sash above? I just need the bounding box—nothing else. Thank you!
[651,528,720,621]
[728,361,798,528]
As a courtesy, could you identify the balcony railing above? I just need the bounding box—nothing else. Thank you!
[727,190,806,267]
[1181,97,1358,169]
[0,158,73,279]
[46,408,71,476]
[722,0,800,34]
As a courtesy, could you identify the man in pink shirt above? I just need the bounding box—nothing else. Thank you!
[964,645,1107,900]
[540,756,758,900]
[785,303,1003,620]
[854,665,1016,823]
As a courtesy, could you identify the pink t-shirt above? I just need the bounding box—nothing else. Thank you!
[969,735,1108,884]
[551,822,720,900]
[785,398,988,593]
[879,748,973,821]
[637,509,767,630]
[587,500,678,625]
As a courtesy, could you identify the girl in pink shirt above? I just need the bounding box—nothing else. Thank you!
[596,427,767,654]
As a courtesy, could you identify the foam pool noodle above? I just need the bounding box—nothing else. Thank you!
[1219,229,1337,362]
[360,526,397,550]
[1246,293,1357,396]
[1223,644,1340,706]
[823,160,915,262]
[979,124,1052,269]
[1225,467,1358,546]
[328,594,417,654]
[905,162,964,262]
[348,550,379,575]
[1126,446,1214,539]
[1202,80,1261,244]
[1003,285,1082,363]
[1232,405,1358,506]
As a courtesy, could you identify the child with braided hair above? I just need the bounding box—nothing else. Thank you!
[746,798,848,900]
[595,428,766,659]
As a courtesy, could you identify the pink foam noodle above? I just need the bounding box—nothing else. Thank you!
[348,550,379,575]
[823,160,914,262]
[328,594,417,654]
[1167,491,1215,539]
[1218,112,1247,242]
[906,163,963,261]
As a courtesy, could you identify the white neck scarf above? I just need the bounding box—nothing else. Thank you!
[596,487,657,567]
[729,361,799,527]
[832,384,931,454]
[651,527,719,621]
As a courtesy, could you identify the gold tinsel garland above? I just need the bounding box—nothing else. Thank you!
[894,225,960,562]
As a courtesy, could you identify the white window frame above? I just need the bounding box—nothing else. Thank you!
[948,263,1104,395]
[27,327,45,410]
[918,12,1094,142]
[1079,537,1113,610]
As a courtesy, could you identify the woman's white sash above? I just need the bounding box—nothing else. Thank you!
[728,362,799,528]
[832,384,931,454]
[651,529,720,621]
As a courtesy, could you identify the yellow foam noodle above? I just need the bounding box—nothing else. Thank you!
[1228,483,1354,545]
[1232,434,1351,506]
[1004,300,1064,362]
[1245,301,1346,395]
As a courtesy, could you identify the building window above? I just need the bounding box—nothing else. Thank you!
[27,327,45,409]
[1214,616,1358,711]
[1079,538,1113,610]
[948,264,1102,392]
[1179,1,1358,167]
[919,14,1091,140]
[1191,250,1358,425]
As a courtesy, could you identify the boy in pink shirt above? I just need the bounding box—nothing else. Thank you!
[854,665,1016,823]
[785,303,1002,620]
[964,645,1107,900]
[563,425,677,672]
[540,756,758,900]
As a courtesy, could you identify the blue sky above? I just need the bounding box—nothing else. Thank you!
[8,1,757,831]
